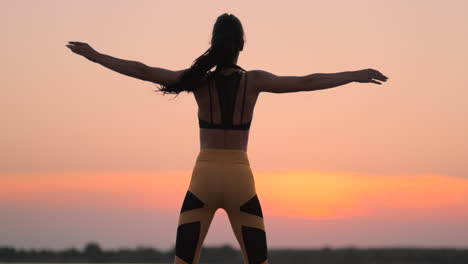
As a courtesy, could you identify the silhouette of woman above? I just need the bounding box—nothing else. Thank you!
[66,13,388,264]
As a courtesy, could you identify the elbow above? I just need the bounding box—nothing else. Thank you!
[135,62,152,80]
[301,74,321,91]
[136,61,149,74]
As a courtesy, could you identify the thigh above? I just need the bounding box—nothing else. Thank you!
[174,189,217,264]
[226,193,269,264]
[223,166,269,264]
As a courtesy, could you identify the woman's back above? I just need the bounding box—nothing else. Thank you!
[194,65,260,151]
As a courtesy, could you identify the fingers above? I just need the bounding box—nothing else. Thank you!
[66,46,79,54]
[66,41,92,53]
[65,42,84,55]
[375,72,388,81]
[373,74,388,82]
[370,69,389,80]
[366,69,386,85]
[66,44,79,51]
[366,69,388,83]
[67,41,89,50]
[357,68,388,85]
[68,41,87,45]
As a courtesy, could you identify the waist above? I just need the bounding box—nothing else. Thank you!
[199,118,251,130]
[196,148,250,164]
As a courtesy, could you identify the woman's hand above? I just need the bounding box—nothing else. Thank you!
[66,41,100,62]
[352,68,388,85]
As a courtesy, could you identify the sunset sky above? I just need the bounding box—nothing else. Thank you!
[2,0,468,250]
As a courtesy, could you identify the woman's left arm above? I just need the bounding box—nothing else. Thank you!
[66,41,186,86]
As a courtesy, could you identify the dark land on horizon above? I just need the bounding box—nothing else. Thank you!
[1,242,467,263]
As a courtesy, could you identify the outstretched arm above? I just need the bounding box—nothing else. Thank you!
[251,69,388,93]
[66,41,186,86]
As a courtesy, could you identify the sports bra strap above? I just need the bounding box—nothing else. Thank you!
[199,65,251,130]
[241,71,248,124]
[208,77,214,124]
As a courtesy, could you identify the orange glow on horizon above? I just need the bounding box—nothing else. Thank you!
[255,171,468,219]
[2,170,467,220]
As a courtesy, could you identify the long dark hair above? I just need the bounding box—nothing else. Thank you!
[154,13,245,97]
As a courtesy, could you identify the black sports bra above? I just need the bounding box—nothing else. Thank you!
[198,63,251,130]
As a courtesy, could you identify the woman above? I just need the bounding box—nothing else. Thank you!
[66,13,388,264]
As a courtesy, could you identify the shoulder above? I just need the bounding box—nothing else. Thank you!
[245,70,277,93]
[246,69,273,78]
[245,69,306,94]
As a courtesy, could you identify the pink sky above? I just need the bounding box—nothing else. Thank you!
[1,0,468,249]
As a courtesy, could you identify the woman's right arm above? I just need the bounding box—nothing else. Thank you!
[66,41,187,86]
[251,69,388,94]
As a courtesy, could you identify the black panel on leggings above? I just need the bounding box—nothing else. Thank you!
[180,190,205,213]
[241,225,268,264]
[240,194,263,218]
[176,221,201,264]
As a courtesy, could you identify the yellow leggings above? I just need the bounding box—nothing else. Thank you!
[174,148,269,264]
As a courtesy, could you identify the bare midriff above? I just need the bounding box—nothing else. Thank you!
[199,128,250,152]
